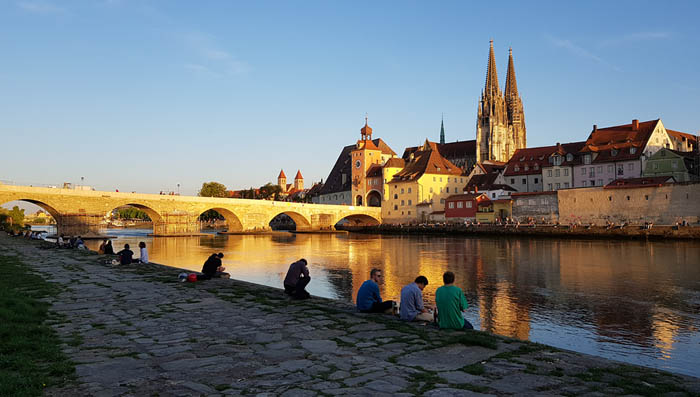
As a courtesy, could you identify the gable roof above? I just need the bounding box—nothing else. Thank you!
[580,120,659,163]
[446,193,487,201]
[392,141,463,182]
[373,138,397,156]
[318,144,354,195]
[384,157,405,168]
[366,164,383,178]
[666,129,697,144]
[504,145,559,176]
[402,140,476,164]
[604,176,675,189]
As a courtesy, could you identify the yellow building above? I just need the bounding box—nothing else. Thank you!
[383,140,464,223]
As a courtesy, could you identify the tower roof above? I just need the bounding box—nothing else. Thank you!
[484,40,500,95]
[361,116,373,137]
[505,47,519,99]
[278,169,286,179]
[439,116,445,145]
[295,170,303,180]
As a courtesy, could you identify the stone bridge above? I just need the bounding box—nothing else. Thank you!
[0,184,381,236]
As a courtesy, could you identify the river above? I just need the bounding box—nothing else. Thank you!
[36,226,700,377]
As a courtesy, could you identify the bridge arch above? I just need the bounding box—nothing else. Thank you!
[0,198,61,221]
[335,213,381,227]
[269,211,311,231]
[366,190,382,207]
[198,207,243,232]
[107,203,163,224]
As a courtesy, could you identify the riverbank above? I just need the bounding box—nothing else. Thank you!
[2,234,699,396]
[341,223,700,240]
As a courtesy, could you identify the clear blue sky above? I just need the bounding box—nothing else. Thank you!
[1,0,698,196]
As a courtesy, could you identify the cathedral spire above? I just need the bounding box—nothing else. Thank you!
[439,114,445,145]
[484,39,500,96]
[505,47,519,101]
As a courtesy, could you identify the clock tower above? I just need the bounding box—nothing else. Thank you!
[351,117,382,206]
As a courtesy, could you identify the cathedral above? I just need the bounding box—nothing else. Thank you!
[476,40,526,163]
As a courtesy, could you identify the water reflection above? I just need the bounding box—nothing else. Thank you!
[79,229,700,377]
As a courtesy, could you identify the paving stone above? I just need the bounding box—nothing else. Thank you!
[423,388,495,396]
[280,359,314,372]
[300,339,338,354]
[328,370,351,380]
[439,371,486,384]
[397,344,501,371]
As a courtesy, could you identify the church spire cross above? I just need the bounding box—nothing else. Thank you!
[485,39,500,96]
[505,46,519,100]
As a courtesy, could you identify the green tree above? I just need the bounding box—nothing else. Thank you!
[114,207,151,221]
[259,183,282,200]
[198,182,228,198]
[8,206,25,226]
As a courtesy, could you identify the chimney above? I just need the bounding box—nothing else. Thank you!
[593,124,597,132]
[632,119,639,131]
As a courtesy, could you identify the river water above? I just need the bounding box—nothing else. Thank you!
[39,226,700,378]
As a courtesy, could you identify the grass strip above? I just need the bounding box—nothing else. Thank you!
[0,254,75,396]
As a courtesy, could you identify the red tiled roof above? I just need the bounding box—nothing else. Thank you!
[357,139,380,151]
[307,182,324,196]
[465,173,498,191]
[479,161,506,173]
[278,169,286,179]
[384,157,405,168]
[580,120,660,163]
[604,176,675,189]
[392,141,462,182]
[446,193,486,201]
[504,145,559,176]
[295,170,303,180]
[666,129,697,144]
[373,138,397,156]
[402,140,476,163]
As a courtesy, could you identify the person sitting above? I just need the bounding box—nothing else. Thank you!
[75,236,86,250]
[138,241,149,264]
[435,271,474,330]
[116,244,134,265]
[98,239,107,254]
[56,234,65,248]
[199,253,229,280]
[104,240,114,255]
[283,258,311,299]
[400,276,433,322]
[356,268,394,313]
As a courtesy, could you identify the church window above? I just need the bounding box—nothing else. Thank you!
[547,170,553,177]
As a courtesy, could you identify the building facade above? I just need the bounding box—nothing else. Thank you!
[541,142,586,191]
[643,148,698,182]
[476,41,526,163]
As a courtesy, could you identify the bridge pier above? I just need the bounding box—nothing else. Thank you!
[151,212,202,236]
[56,213,105,237]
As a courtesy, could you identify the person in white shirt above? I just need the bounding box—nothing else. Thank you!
[138,241,149,264]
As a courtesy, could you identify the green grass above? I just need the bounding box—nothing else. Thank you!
[0,254,75,396]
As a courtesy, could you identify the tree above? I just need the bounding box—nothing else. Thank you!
[8,206,25,226]
[198,182,228,198]
[259,183,282,200]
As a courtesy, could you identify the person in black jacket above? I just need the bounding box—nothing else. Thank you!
[199,253,229,280]
[116,244,134,265]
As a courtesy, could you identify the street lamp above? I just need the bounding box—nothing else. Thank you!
[81,176,84,187]
[177,183,180,195]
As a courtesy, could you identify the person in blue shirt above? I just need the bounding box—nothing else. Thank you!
[399,276,433,322]
[356,268,394,313]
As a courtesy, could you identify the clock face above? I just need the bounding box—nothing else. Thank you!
[355,160,361,169]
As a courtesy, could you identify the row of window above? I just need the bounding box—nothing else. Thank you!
[514,164,539,172]
[546,182,570,190]
[509,178,539,185]
[546,168,569,177]
[447,201,473,209]
[432,177,464,183]
[320,193,347,202]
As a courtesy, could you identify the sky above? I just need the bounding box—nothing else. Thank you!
[1,0,699,197]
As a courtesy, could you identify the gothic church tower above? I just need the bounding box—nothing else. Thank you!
[476,40,526,163]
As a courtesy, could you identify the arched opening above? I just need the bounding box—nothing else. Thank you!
[198,207,243,233]
[355,195,363,206]
[269,211,311,231]
[105,204,162,234]
[335,214,381,229]
[366,190,382,207]
[0,199,60,233]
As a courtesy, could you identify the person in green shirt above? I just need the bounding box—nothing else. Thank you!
[435,271,474,330]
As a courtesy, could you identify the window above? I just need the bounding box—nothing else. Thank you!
[466,201,472,208]
[628,163,634,171]
[522,178,527,184]
[401,200,405,205]
[547,183,553,190]
[626,196,630,201]
[611,149,618,156]
[446,187,450,193]
[555,169,560,177]
[553,156,562,166]
[454,178,458,183]
[672,160,678,169]
[460,178,463,183]
[645,195,649,200]
[408,211,411,215]
[433,177,436,182]
[556,183,561,190]
[457,201,463,208]
[535,164,540,170]
[408,200,412,205]
[653,163,659,170]
[440,198,445,204]
[408,187,412,193]
[584,154,591,164]
[547,170,553,177]
[581,168,586,175]
[514,166,520,172]
[394,205,398,210]
[401,188,404,194]
[524,165,529,171]
[528,199,536,205]
[617,165,624,175]
[510,178,515,184]
[440,187,443,193]
[564,169,569,176]
[394,194,398,199]
[597,166,602,173]
[449,202,454,209]
[608,165,613,173]
[534,178,539,184]
[439,177,443,182]
[430,187,433,193]
[630,147,637,154]
[583,180,588,187]
[597,179,602,186]
[564,182,570,188]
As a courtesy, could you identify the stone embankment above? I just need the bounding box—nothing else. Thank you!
[341,224,700,240]
[3,235,700,396]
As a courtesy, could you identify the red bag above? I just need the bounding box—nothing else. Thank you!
[187,273,197,283]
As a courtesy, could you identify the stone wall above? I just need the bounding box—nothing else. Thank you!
[557,182,700,225]
[512,192,558,222]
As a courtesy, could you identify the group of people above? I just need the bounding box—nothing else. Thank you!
[281,259,475,330]
[97,240,149,265]
[55,235,87,250]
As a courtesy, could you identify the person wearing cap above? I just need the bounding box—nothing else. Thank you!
[283,258,311,299]
[199,252,230,280]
